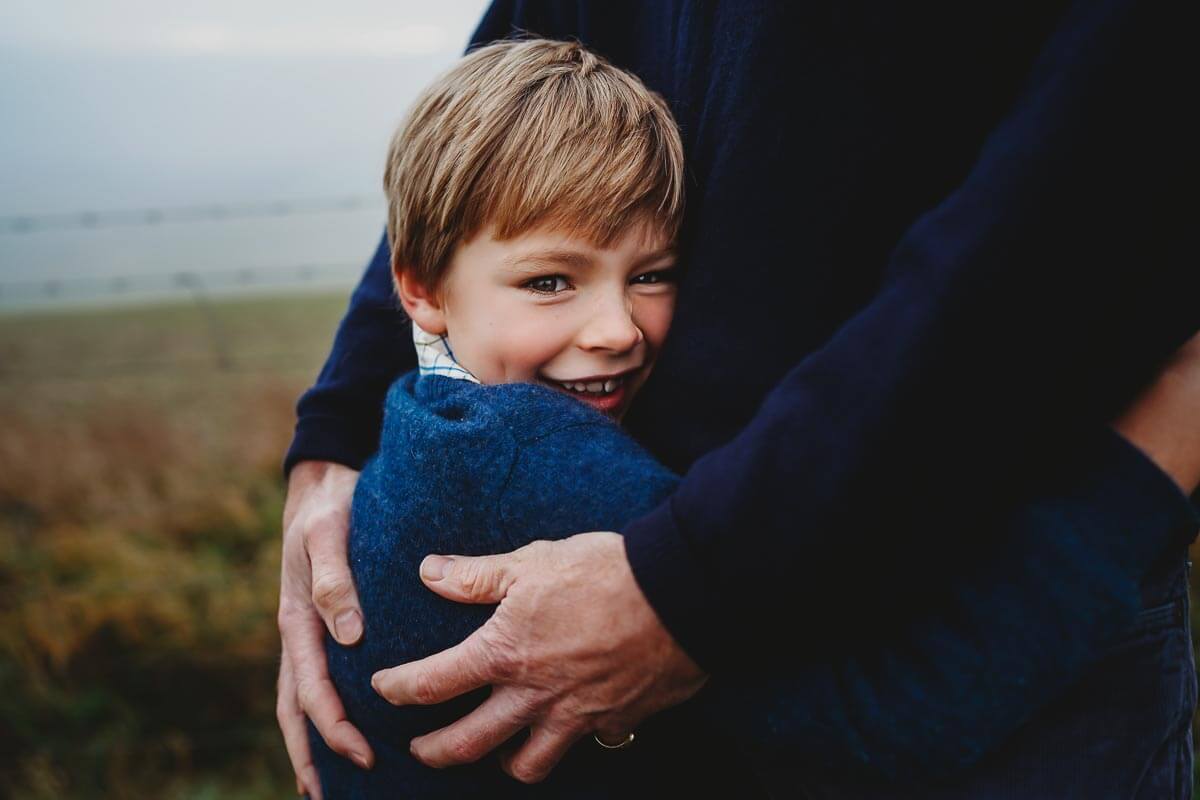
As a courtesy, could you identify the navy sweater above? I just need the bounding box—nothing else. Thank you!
[313,374,1197,793]
[289,0,1200,778]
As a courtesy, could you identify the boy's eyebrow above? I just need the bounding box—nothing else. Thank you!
[501,246,677,273]
[501,249,593,272]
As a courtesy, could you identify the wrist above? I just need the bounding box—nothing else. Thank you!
[1111,374,1200,495]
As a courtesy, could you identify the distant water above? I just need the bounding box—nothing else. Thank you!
[0,9,488,310]
[0,203,387,311]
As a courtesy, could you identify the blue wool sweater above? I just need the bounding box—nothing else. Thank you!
[311,373,1198,795]
[310,372,751,798]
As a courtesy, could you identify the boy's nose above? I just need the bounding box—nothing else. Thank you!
[577,295,643,353]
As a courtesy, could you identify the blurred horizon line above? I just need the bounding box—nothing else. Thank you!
[0,260,367,314]
[0,193,384,235]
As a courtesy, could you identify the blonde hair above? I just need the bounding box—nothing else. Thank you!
[384,38,685,290]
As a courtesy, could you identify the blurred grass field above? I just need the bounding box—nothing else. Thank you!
[0,294,1197,798]
[0,293,352,798]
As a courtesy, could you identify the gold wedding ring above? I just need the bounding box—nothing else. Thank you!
[594,731,635,750]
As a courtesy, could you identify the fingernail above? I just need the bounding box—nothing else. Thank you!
[334,609,362,643]
[420,555,451,581]
[351,750,371,769]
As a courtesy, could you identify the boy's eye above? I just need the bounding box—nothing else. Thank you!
[631,267,678,285]
[523,275,571,295]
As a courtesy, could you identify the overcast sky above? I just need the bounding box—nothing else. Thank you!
[0,1,492,293]
[0,0,491,215]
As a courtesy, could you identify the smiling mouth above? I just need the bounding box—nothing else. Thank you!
[546,375,625,396]
[540,367,640,397]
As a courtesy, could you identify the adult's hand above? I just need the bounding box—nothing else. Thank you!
[371,531,707,784]
[277,460,374,798]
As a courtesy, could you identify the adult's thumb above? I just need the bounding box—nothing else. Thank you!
[419,552,517,604]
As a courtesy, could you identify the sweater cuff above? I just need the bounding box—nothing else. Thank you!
[282,413,382,479]
[621,498,731,674]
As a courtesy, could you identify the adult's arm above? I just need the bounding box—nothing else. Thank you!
[622,0,1200,672]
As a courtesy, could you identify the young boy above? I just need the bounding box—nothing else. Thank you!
[309,37,751,798]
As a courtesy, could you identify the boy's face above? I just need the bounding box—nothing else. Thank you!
[401,220,677,420]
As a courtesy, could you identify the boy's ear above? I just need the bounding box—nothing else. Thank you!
[395,267,448,335]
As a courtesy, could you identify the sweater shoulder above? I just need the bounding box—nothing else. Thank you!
[490,385,680,544]
[484,381,623,443]
[366,375,677,545]
[382,374,609,445]
[364,373,519,505]
[367,375,605,491]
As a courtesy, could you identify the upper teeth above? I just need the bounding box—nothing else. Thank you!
[556,376,622,394]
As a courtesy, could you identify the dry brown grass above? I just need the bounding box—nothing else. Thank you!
[0,293,348,799]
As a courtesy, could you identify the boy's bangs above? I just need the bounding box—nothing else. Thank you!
[386,39,685,286]
[469,95,684,248]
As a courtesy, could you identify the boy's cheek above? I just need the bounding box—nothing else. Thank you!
[500,330,575,382]
[635,298,677,348]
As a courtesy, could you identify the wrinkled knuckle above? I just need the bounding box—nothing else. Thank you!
[559,696,589,721]
[562,715,591,738]
[514,691,546,723]
[448,734,482,764]
[455,561,492,598]
[477,627,519,681]
[454,563,479,595]
[487,651,517,683]
[311,574,354,612]
[293,677,315,710]
[510,760,548,784]
[410,671,441,706]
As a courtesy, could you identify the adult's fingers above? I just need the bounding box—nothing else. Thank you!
[277,655,323,800]
[498,723,582,784]
[305,510,363,645]
[372,626,499,706]
[408,687,535,768]
[281,604,374,769]
[417,545,529,604]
